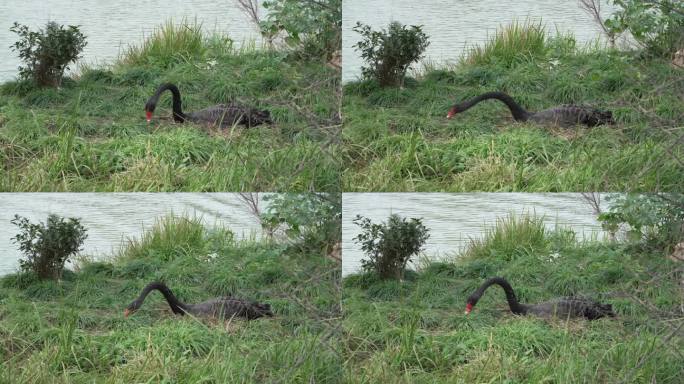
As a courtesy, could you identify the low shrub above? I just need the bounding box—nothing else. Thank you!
[599,194,684,252]
[11,214,88,279]
[261,193,341,254]
[353,214,430,280]
[605,0,684,57]
[10,21,87,87]
[261,0,341,61]
[353,21,430,87]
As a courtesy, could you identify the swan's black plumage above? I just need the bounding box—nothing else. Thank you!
[124,282,273,320]
[465,277,615,320]
[447,92,613,127]
[144,83,272,128]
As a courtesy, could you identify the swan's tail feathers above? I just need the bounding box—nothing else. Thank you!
[248,109,273,126]
[586,109,614,127]
[255,302,274,317]
[597,110,614,125]
[583,301,616,319]
[601,303,616,317]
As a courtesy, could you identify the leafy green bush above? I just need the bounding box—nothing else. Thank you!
[605,0,684,56]
[599,194,684,251]
[11,214,88,279]
[261,0,341,60]
[261,193,341,254]
[353,21,430,87]
[10,21,87,87]
[353,214,430,280]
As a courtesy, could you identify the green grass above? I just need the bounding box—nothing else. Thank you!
[342,214,684,383]
[0,20,341,191]
[0,215,341,383]
[342,23,684,191]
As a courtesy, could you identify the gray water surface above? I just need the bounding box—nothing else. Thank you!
[0,0,265,82]
[342,193,609,276]
[342,0,617,82]
[0,193,267,275]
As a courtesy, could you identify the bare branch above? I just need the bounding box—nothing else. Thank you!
[578,0,617,47]
[234,0,261,26]
[581,192,603,216]
[237,192,261,217]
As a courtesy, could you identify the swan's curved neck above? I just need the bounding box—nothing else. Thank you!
[136,282,188,314]
[471,277,527,314]
[150,83,187,122]
[454,92,529,121]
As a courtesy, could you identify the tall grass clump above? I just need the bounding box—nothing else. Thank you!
[464,213,574,262]
[463,20,574,68]
[121,215,233,261]
[120,19,212,68]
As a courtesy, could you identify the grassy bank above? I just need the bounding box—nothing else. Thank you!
[0,21,341,191]
[0,216,341,383]
[342,215,684,382]
[342,25,684,191]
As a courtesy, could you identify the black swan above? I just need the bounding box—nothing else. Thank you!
[465,277,615,320]
[124,282,273,320]
[446,92,613,127]
[144,83,273,128]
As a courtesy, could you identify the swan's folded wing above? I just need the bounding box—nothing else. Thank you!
[189,105,244,126]
[211,297,273,319]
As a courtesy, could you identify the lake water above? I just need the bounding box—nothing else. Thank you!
[342,193,611,276]
[342,0,618,82]
[0,0,266,82]
[0,193,268,275]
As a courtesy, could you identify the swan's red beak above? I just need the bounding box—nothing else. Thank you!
[124,309,131,318]
[465,303,473,315]
[447,107,457,119]
[145,111,153,122]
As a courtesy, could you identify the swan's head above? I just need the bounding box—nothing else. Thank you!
[144,102,157,122]
[124,301,141,318]
[446,106,458,119]
[465,293,480,314]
